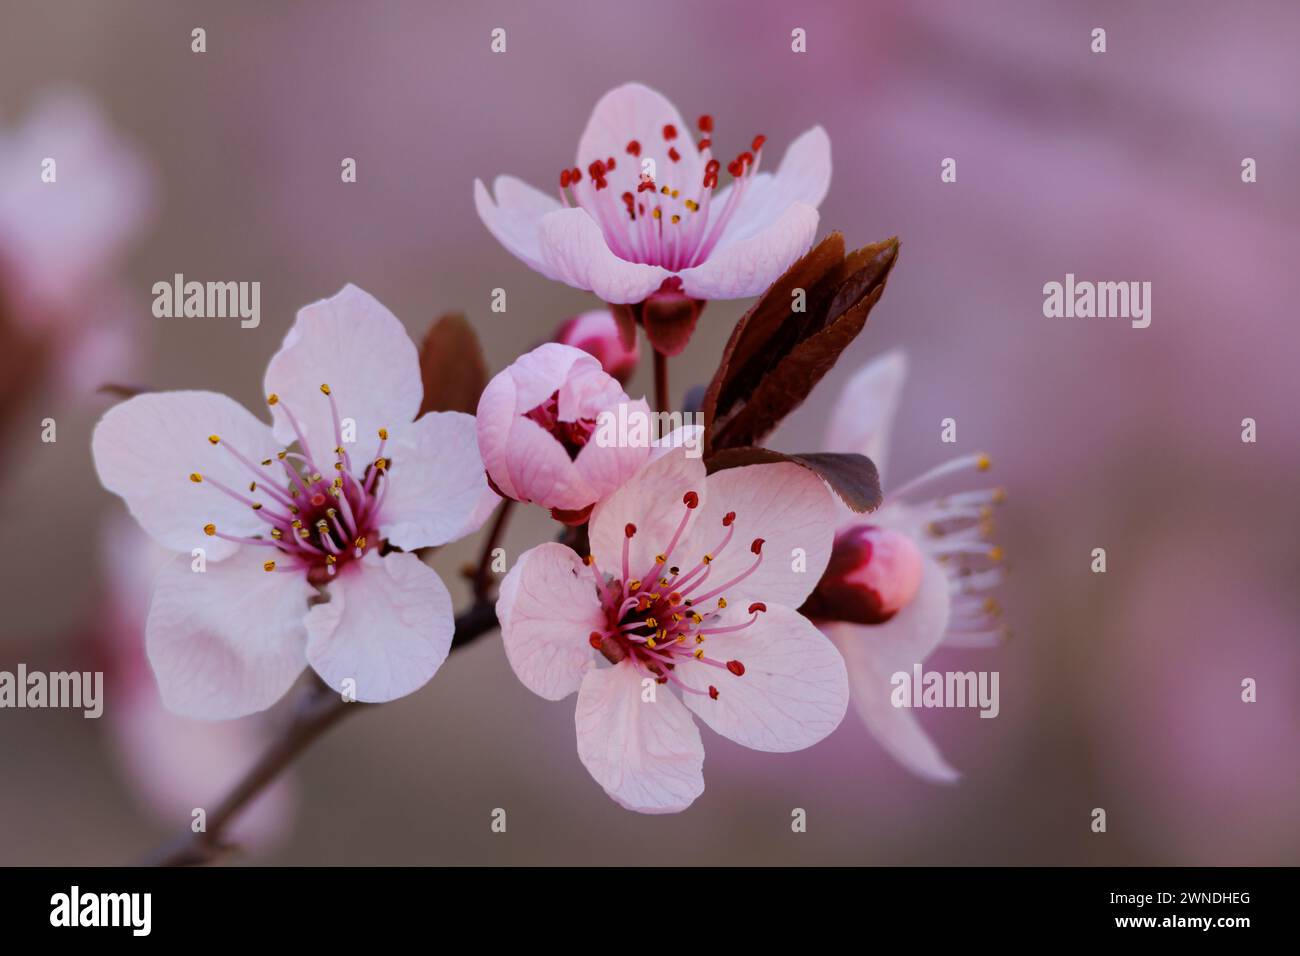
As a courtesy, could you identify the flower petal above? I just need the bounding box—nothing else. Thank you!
[573,396,652,503]
[677,202,819,300]
[588,446,708,581]
[473,174,562,277]
[263,284,422,454]
[824,350,907,486]
[304,551,454,703]
[92,390,280,559]
[576,82,702,194]
[575,663,705,813]
[497,543,602,700]
[828,558,960,782]
[379,411,495,549]
[538,207,672,303]
[685,459,838,612]
[708,125,832,245]
[683,603,849,752]
[145,550,311,719]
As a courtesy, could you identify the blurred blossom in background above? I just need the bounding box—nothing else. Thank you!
[0,0,1295,865]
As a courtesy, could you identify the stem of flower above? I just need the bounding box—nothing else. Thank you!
[653,348,670,414]
[141,601,500,866]
[472,499,514,602]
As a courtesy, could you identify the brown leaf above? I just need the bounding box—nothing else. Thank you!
[705,447,883,514]
[702,233,899,456]
[418,313,488,416]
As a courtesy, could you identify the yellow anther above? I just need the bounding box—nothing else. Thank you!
[695,634,705,644]
[983,597,1001,614]
[976,453,992,472]
[691,612,703,624]
[334,462,344,471]
[652,208,662,219]
[717,597,727,609]
[374,458,387,471]
[261,458,273,466]
[189,473,203,483]
[992,487,1008,504]
[203,523,216,536]
[249,481,256,492]
[326,554,337,565]
[655,554,666,564]
[309,473,322,482]
[378,428,388,440]
[263,560,276,572]
[702,554,713,564]
[354,537,366,550]
[270,528,283,539]
[628,579,641,592]
[988,545,1004,562]
[646,637,657,649]
[208,434,220,445]
[277,450,287,460]
[289,505,300,514]
[693,648,704,659]
[292,519,303,528]
[334,446,344,455]
[320,383,331,395]
[583,554,594,566]
[645,617,658,629]
[251,502,263,511]
[684,199,699,211]
[671,214,680,224]
[672,613,683,623]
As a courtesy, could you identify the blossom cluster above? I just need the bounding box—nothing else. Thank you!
[84,82,1004,814]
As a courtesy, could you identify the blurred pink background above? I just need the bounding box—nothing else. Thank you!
[1,0,1296,864]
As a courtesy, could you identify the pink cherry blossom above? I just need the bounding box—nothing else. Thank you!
[476,342,652,522]
[811,350,1005,783]
[475,82,830,304]
[496,447,848,813]
[91,284,497,719]
[553,308,639,384]
[0,91,154,408]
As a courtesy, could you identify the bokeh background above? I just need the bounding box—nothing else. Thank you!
[1,0,1296,865]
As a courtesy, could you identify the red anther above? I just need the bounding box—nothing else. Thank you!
[625,523,637,538]
[571,167,582,182]
[705,158,721,173]
[750,538,765,555]
[748,602,767,614]
[637,179,657,193]
[606,156,616,169]
[727,159,743,177]
[697,138,712,152]
[589,631,604,649]
[668,147,681,163]
[588,159,606,177]
[726,660,746,677]
[740,151,753,167]
[708,685,720,700]
[751,134,766,151]
[703,173,718,189]
[683,491,700,509]
[626,140,641,156]
[663,123,678,140]
[698,114,714,133]
[622,192,635,217]
[722,511,736,526]
[560,168,572,188]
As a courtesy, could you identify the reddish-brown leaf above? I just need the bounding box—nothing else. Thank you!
[418,313,489,416]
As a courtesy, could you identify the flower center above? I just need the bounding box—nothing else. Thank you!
[190,384,391,584]
[524,390,595,459]
[584,491,766,701]
[556,114,767,272]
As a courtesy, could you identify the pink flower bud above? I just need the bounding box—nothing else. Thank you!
[476,343,651,521]
[802,524,923,625]
[553,309,639,384]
